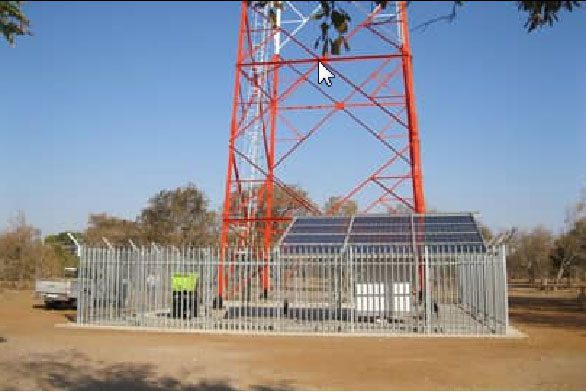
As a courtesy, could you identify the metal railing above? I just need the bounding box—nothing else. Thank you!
[76,245,508,336]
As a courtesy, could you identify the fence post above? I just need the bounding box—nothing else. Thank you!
[501,244,509,332]
[349,246,354,333]
[76,246,83,324]
[424,245,431,334]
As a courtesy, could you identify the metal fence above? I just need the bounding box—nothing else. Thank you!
[76,245,508,336]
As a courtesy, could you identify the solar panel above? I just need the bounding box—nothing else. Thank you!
[353,216,411,224]
[351,224,411,233]
[289,225,348,234]
[413,223,479,233]
[294,217,350,225]
[348,234,411,244]
[424,215,474,224]
[281,216,351,245]
[425,233,484,243]
[281,214,485,249]
[352,224,478,233]
[282,234,346,244]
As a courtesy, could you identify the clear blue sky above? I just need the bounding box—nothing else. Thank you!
[1,1,584,236]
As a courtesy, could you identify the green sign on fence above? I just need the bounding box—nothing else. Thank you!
[172,273,199,291]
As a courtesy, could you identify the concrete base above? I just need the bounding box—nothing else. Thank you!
[55,322,527,339]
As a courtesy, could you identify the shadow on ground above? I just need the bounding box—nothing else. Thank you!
[63,313,76,322]
[33,303,77,310]
[0,351,294,390]
[30,303,78,322]
[509,294,586,330]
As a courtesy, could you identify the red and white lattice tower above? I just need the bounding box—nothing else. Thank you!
[219,1,425,299]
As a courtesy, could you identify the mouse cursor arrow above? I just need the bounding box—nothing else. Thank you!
[317,61,334,87]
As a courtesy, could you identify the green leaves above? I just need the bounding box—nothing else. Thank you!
[138,184,218,246]
[250,0,580,57]
[374,0,389,9]
[310,2,352,56]
[332,36,343,55]
[246,1,368,56]
[0,1,30,46]
[517,0,581,32]
[331,9,350,32]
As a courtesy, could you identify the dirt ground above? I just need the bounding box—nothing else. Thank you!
[0,287,585,390]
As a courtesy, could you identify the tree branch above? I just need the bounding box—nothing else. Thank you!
[410,2,462,33]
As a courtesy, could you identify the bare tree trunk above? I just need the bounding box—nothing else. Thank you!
[555,255,575,285]
[556,263,566,285]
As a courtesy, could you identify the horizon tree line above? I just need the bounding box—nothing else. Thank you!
[0,183,584,286]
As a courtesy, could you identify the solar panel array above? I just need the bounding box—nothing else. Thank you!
[281,214,485,249]
[282,216,350,247]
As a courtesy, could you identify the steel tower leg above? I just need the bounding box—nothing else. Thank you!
[399,1,425,213]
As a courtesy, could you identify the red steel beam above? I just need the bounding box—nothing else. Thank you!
[399,1,426,213]
[219,1,248,299]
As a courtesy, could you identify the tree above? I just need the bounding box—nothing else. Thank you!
[386,203,416,214]
[477,223,494,243]
[0,213,82,283]
[265,184,317,244]
[518,1,581,32]
[44,231,83,246]
[0,1,30,46]
[84,213,143,247]
[43,232,81,270]
[139,183,218,246]
[256,184,317,219]
[225,184,316,246]
[506,226,554,283]
[0,212,41,284]
[249,1,581,56]
[81,184,220,247]
[550,190,586,282]
[324,196,358,216]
